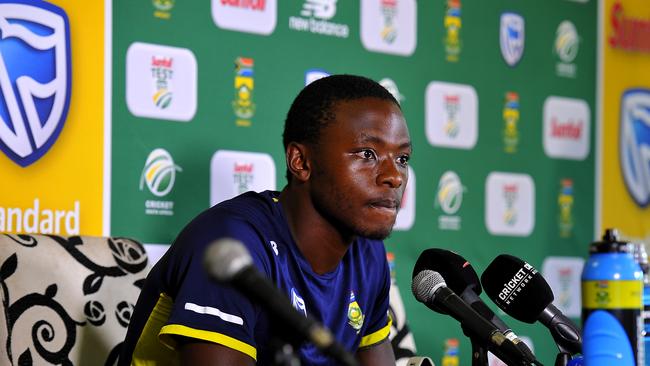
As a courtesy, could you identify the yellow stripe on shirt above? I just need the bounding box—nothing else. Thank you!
[359,316,392,348]
[160,324,257,360]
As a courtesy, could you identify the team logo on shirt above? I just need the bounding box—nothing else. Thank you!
[347,291,364,333]
[291,288,307,317]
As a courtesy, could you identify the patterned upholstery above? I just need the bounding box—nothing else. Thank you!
[0,234,149,366]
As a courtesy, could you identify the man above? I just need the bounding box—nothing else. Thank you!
[119,74,412,365]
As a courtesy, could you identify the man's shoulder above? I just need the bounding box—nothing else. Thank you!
[211,190,280,216]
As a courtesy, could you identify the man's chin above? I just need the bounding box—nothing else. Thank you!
[358,226,393,241]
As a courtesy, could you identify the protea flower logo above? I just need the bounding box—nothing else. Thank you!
[139,148,182,197]
[0,1,71,167]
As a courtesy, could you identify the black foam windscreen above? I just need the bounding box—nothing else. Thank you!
[412,248,482,295]
[480,254,554,324]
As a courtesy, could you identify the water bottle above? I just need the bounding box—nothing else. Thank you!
[631,242,650,366]
[582,228,644,366]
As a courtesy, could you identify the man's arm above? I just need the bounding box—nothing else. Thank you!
[356,339,396,366]
[179,341,256,366]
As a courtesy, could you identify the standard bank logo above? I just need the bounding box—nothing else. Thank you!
[485,172,535,236]
[425,81,478,149]
[139,148,182,197]
[360,0,417,56]
[0,1,71,167]
[126,42,197,122]
[210,149,276,206]
[212,0,277,35]
[500,12,525,67]
[620,89,650,207]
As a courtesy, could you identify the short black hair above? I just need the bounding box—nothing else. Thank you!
[282,74,400,182]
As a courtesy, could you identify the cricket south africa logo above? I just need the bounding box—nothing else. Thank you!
[620,89,650,207]
[0,1,71,167]
[139,148,182,197]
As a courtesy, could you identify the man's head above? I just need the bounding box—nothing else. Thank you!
[283,74,400,182]
[282,75,411,240]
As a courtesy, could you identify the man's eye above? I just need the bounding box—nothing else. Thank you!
[398,155,410,165]
[360,150,376,160]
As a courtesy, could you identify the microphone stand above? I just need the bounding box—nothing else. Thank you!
[462,324,524,366]
[469,337,489,366]
[270,336,302,366]
[554,352,571,366]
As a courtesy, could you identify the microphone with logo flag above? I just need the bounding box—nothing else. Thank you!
[203,238,358,366]
[411,269,539,365]
[413,248,537,364]
[480,254,582,358]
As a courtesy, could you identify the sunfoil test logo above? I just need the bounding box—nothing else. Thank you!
[0,0,71,167]
[620,89,650,207]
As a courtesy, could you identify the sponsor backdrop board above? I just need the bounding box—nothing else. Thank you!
[0,0,104,236]
[600,0,650,242]
[110,1,597,363]
[0,0,597,364]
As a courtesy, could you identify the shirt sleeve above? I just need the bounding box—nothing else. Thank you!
[358,247,392,349]
[158,215,272,361]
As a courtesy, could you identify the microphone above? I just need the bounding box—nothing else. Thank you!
[481,254,582,355]
[203,238,359,366]
[412,269,536,365]
[413,249,536,362]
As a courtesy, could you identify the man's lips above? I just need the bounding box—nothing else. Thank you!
[369,199,400,211]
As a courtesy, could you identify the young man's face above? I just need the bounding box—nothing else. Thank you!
[309,97,411,240]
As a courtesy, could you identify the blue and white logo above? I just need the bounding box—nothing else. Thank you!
[500,12,525,67]
[0,1,71,167]
[620,89,650,207]
[291,288,307,317]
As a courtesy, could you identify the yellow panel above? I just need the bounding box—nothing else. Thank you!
[0,1,104,236]
[601,0,650,240]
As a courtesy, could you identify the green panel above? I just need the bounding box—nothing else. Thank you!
[112,0,596,364]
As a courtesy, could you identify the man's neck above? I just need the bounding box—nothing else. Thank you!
[279,186,352,275]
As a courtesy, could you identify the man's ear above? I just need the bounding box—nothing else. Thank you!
[286,142,311,183]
